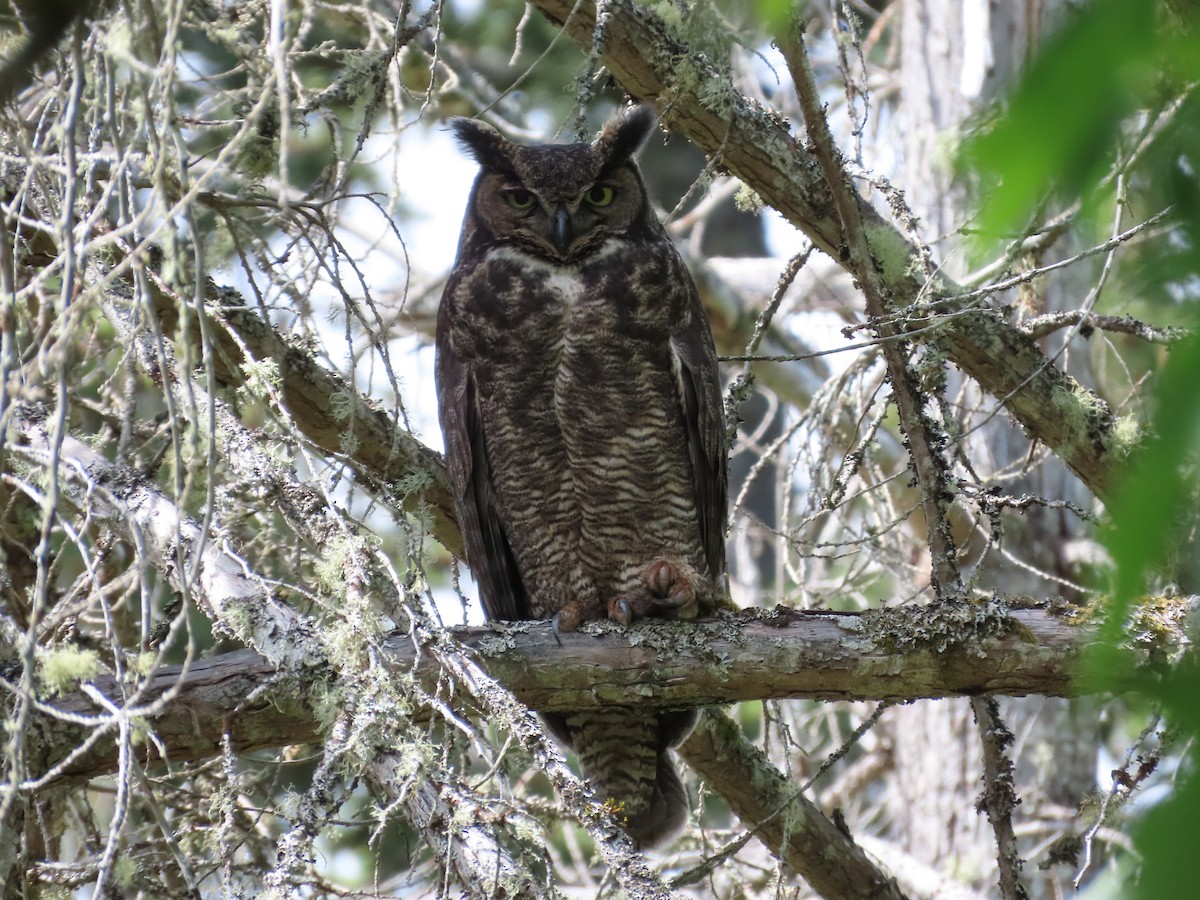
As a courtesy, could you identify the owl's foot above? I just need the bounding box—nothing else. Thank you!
[607,558,704,626]
[551,597,605,644]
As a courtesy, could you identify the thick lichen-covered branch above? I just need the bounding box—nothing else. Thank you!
[26,599,1195,784]
[529,0,1131,502]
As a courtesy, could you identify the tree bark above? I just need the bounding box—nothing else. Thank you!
[886,5,1102,896]
[20,601,1192,786]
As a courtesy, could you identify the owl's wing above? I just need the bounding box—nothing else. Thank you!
[672,277,729,581]
[436,333,530,622]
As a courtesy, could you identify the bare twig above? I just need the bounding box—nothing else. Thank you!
[1074,715,1162,887]
[780,24,963,600]
[1018,310,1186,344]
[16,598,1196,787]
[970,697,1029,900]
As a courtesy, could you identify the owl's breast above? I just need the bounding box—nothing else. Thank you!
[444,238,704,601]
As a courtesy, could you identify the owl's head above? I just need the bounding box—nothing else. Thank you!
[449,106,658,263]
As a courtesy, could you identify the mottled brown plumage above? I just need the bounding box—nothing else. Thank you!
[435,105,727,849]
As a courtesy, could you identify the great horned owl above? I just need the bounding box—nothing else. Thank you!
[435,105,727,849]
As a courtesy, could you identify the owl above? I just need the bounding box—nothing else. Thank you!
[435,105,727,849]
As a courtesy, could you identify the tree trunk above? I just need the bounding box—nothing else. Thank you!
[886,3,1098,896]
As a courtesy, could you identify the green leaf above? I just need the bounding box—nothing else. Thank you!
[754,0,801,38]
[963,0,1158,239]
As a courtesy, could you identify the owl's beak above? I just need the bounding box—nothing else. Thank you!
[551,204,572,256]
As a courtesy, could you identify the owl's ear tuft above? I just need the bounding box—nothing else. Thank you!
[449,118,517,173]
[596,104,656,168]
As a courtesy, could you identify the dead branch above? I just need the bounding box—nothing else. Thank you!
[970,696,1029,900]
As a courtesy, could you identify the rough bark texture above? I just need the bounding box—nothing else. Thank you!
[22,601,1192,786]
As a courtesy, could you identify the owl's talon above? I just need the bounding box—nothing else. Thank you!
[608,597,633,626]
[647,559,674,597]
[551,612,565,646]
[551,598,599,638]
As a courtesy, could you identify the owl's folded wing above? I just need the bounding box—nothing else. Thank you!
[670,275,729,583]
[435,335,531,622]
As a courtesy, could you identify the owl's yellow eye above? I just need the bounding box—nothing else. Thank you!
[503,189,536,210]
[585,185,615,207]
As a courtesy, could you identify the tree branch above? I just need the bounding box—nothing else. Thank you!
[969,697,1029,900]
[22,600,1193,784]
[680,710,907,899]
[529,0,1132,502]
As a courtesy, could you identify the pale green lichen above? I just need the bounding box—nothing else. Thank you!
[734,183,764,214]
[697,77,737,115]
[215,601,254,640]
[385,737,436,783]
[475,621,533,656]
[1108,413,1142,460]
[329,390,355,422]
[872,595,1017,657]
[477,632,519,655]
[1071,383,1111,425]
[232,105,279,181]
[339,428,360,453]
[393,469,434,497]
[668,51,737,116]
[313,50,389,110]
[1126,595,1193,665]
[38,646,101,696]
[278,789,302,823]
[113,856,138,889]
[508,814,545,849]
[644,0,683,29]
[313,535,356,599]
[239,357,281,401]
[864,221,918,287]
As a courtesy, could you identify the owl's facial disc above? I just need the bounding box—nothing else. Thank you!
[478,165,640,263]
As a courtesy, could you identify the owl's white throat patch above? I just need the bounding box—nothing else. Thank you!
[487,241,625,307]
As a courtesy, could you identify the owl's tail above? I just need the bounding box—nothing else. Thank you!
[548,708,697,850]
